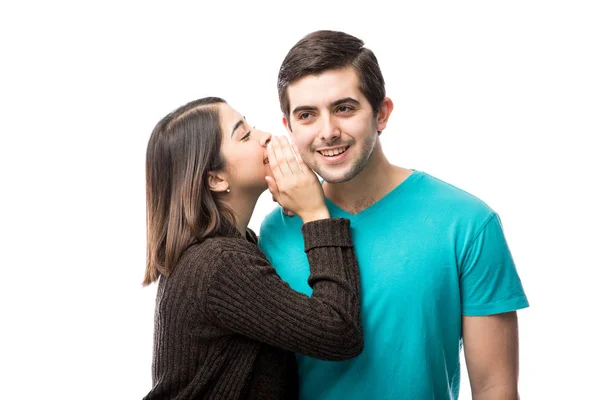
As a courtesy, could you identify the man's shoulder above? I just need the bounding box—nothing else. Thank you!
[260,205,303,235]
[402,171,497,233]
[258,206,304,254]
[418,171,495,215]
[261,205,285,228]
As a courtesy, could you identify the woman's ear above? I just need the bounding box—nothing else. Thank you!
[207,172,230,193]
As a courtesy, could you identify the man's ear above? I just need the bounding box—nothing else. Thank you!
[282,114,293,134]
[207,172,229,193]
[376,97,394,132]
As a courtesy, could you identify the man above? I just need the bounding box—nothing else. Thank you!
[259,30,529,399]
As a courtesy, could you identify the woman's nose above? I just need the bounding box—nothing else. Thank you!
[259,130,272,147]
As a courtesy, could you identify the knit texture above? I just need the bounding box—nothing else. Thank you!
[143,218,362,399]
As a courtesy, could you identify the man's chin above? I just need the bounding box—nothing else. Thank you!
[315,169,355,184]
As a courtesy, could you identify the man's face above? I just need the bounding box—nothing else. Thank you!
[284,67,384,184]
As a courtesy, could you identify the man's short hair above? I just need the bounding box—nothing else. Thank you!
[277,30,386,122]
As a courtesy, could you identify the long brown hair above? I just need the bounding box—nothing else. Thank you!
[143,97,233,286]
[277,30,386,121]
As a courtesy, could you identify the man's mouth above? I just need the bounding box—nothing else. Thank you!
[317,146,349,157]
[263,158,269,165]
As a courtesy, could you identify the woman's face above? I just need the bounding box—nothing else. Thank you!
[218,102,273,195]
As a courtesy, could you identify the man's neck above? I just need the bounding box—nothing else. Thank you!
[323,143,412,215]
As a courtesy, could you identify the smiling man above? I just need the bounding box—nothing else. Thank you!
[259,30,529,400]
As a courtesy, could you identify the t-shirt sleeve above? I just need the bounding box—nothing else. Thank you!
[460,212,529,316]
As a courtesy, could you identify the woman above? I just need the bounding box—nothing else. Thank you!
[143,97,362,399]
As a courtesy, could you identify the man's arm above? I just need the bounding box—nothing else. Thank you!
[463,311,520,400]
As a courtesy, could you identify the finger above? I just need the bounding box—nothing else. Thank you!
[267,141,284,183]
[265,176,280,200]
[291,141,308,174]
[267,136,283,182]
[279,136,302,175]
[273,136,293,175]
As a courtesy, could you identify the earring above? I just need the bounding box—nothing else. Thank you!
[226,188,231,193]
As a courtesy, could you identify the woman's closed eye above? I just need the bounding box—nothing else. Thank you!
[240,126,256,141]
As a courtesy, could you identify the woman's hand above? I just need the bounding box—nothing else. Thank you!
[265,136,329,223]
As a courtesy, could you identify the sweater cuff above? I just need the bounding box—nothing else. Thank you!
[302,218,353,252]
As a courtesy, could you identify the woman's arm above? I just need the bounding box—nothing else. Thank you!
[204,218,362,361]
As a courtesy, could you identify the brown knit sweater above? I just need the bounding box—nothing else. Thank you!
[143,218,362,400]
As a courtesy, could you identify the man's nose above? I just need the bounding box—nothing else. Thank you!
[320,115,341,142]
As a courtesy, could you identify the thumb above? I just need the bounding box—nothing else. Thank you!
[265,176,280,200]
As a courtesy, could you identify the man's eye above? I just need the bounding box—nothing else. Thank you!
[338,106,352,113]
[299,113,310,120]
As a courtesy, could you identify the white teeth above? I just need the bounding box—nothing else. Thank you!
[319,147,348,157]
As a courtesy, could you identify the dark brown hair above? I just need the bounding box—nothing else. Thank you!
[277,30,386,122]
[143,97,233,286]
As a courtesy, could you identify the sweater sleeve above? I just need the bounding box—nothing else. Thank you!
[204,218,362,361]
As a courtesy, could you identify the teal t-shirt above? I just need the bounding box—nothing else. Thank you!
[258,171,529,399]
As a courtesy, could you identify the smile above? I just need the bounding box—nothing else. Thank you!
[318,146,349,157]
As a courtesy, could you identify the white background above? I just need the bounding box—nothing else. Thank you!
[1,1,598,398]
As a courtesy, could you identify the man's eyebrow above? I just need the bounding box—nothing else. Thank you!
[291,105,318,115]
[291,98,360,117]
[230,117,246,138]
[331,97,360,108]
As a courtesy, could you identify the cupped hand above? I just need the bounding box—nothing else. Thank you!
[265,136,329,222]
